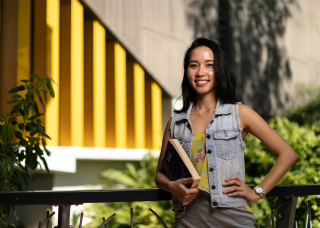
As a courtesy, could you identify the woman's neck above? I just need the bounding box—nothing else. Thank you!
[193,93,217,111]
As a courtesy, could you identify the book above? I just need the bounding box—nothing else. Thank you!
[162,139,201,189]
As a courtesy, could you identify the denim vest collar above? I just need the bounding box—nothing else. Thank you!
[174,99,231,122]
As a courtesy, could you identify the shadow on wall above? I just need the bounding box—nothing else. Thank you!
[186,0,299,118]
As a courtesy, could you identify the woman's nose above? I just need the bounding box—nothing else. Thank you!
[197,66,206,76]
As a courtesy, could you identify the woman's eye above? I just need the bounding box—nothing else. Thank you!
[207,63,213,67]
[190,64,197,68]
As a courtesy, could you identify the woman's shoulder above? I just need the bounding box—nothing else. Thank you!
[238,104,266,131]
[238,103,257,115]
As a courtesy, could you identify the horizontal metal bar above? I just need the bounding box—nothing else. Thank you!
[0,189,172,206]
[0,185,319,206]
[263,185,320,197]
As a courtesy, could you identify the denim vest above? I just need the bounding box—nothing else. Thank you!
[170,100,250,216]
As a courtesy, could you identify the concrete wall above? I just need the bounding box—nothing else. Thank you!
[53,160,138,188]
[81,0,194,98]
[81,0,320,117]
[285,0,320,87]
[223,0,320,117]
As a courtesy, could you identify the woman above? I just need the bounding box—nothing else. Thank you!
[155,38,298,227]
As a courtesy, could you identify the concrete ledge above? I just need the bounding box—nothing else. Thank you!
[42,146,160,174]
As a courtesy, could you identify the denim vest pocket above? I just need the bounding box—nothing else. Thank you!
[213,130,238,160]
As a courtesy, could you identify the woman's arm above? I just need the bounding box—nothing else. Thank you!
[223,104,298,202]
[155,118,199,204]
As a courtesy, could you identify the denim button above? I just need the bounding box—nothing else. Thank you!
[207,135,210,139]
[210,120,213,124]
[209,167,214,172]
[207,150,212,154]
[211,185,216,189]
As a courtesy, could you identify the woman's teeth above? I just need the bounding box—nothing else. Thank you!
[196,81,207,84]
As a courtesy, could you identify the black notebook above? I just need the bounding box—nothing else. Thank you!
[162,139,201,188]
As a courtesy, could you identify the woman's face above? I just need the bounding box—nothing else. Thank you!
[187,46,216,96]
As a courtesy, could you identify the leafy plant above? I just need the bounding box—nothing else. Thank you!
[284,85,320,125]
[245,117,320,227]
[83,153,174,228]
[84,117,320,228]
[0,74,54,227]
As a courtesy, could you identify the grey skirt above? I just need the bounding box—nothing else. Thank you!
[174,191,256,228]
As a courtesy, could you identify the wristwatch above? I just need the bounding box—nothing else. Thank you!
[254,186,265,199]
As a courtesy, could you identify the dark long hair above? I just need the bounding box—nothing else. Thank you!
[175,38,239,113]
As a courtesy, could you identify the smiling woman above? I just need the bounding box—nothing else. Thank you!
[155,38,298,228]
[187,46,216,96]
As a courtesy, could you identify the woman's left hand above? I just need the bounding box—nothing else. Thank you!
[222,175,261,202]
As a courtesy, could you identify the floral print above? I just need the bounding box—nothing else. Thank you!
[194,148,205,163]
[191,131,210,193]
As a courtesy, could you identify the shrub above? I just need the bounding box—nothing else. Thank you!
[0,75,54,227]
[83,153,174,228]
[246,117,320,227]
[84,117,320,227]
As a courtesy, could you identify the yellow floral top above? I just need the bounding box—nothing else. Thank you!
[190,131,254,214]
[190,131,210,193]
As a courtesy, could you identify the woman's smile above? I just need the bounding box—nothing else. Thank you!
[195,80,209,86]
[187,46,215,95]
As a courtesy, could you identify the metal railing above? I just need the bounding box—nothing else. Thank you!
[1,185,320,228]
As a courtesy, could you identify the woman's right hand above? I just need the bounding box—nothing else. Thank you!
[155,118,199,204]
[169,177,200,204]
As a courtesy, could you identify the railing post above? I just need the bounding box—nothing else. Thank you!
[276,196,298,228]
[57,204,71,228]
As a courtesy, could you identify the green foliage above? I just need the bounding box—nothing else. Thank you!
[245,117,320,227]
[83,154,174,228]
[285,85,320,125]
[0,75,54,227]
[84,117,320,228]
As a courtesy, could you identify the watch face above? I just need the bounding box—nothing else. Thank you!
[256,187,263,194]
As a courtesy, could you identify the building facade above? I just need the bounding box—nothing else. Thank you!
[1,0,320,227]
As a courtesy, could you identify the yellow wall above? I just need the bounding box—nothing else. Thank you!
[70,0,84,147]
[46,0,60,146]
[83,20,94,147]
[59,0,84,147]
[114,43,127,148]
[106,42,127,148]
[60,1,71,146]
[0,0,164,151]
[0,0,18,114]
[32,0,46,116]
[127,62,135,148]
[84,20,106,147]
[17,0,31,86]
[93,21,106,147]
[127,62,145,148]
[105,43,116,147]
[151,82,162,149]
[145,81,162,149]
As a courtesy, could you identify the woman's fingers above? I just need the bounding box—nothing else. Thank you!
[170,178,200,203]
[222,176,247,195]
[222,179,241,187]
[227,191,244,197]
[221,176,261,202]
[223,186,242,194]
[225,175,242,182]
[180,189,199,203]
[178,177,194,185]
